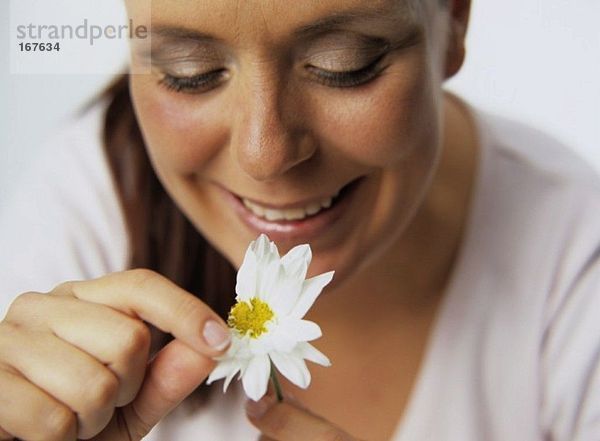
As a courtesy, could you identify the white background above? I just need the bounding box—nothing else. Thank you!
[1,0,599,205]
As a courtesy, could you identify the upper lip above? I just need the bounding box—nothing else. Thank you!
[234,192,337,210]
[219,180,356,210]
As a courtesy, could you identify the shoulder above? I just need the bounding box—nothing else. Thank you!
[474,108,600,308]
[0,97,129,308]
[458,104,600,344]
[9,97,124,231]
[447,108,600,438]
[471,107,600,254]
[4,97,114,205]
[473,110,600,438]
[41,98,110,180]
[466,107,600,270]
[476,109,600,196]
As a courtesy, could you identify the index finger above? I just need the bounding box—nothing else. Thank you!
[53,269,232,355]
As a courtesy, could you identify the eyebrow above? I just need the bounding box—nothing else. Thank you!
[292,5,412,39]
[151,5,411,43]
[151,26,219,43]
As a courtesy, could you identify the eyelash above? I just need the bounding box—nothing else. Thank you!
[158,54,386,94]
[158,69,227,94]
[307,53,387,88]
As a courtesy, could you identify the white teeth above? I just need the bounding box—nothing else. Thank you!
[320,197,333,209]
[305,203,321,216]
[264,209,285,221]
[242,195,336,221]
[284,208,306,221]
[243,199,265,217]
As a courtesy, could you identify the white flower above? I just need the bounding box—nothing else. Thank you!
[206,234,334,401]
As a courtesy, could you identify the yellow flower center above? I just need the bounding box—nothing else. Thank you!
[227,297,274,338]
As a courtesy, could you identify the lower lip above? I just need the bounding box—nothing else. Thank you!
[221,180,362,243]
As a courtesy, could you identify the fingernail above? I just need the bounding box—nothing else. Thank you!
[245,395,275,419]
[202,320,231,350]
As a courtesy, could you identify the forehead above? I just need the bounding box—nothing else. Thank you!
[131,0,424,43]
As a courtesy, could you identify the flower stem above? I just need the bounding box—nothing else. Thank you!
[269,361,284,402]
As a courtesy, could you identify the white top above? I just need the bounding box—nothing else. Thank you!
[1,98,599,441]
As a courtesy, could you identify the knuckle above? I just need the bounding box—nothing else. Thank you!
[52,280,75,294]
[0,321,27,350]
[125,268,162,290]
[5,291,43,318]
[83,369,119,411]
[43,404,76,441]
[0,320,20,337]
[119,320,151,359]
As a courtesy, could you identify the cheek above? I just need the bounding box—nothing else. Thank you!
[130,77,228,176]
[311,53,438,168]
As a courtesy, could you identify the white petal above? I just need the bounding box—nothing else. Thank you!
[252,234,279,264]
[258,260,283,302]
[269,325,301,352]
[239,357,251,377]
[294,342,331,367]
[281,244,311,279]
[251,234,269,257]
[268,274,303,316]
[242,354,271,401]
[248,333,274,355]
[235,246,257,301]
[290,271,335,319]
[270,352,311,389]
[278,319,322,342]
[224,357,250,392]
[207,358,241,385]
[269,242,280,260]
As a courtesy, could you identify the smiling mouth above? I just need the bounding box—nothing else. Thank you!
[233,178,361,223]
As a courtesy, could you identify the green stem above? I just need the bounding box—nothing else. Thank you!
[269,361,284,402]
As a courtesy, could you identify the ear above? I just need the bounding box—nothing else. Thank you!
[444,0,471,79]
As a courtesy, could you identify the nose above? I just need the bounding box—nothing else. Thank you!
[232,72,317,181]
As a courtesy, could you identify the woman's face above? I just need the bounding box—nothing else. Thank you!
[127,0,457,286]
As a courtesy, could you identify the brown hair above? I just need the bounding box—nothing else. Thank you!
[99,73,237,403]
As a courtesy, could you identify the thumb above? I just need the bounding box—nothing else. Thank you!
[246,392,361,441]
[93,339,219,440]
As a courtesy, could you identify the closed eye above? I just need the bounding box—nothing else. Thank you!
[306,52,388,88]
[158,69,227,94]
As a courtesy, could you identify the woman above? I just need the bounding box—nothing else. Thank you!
[1,0,599,439]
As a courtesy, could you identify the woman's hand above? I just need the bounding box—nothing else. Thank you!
[0,269,231,441]
[246,391,365,441]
